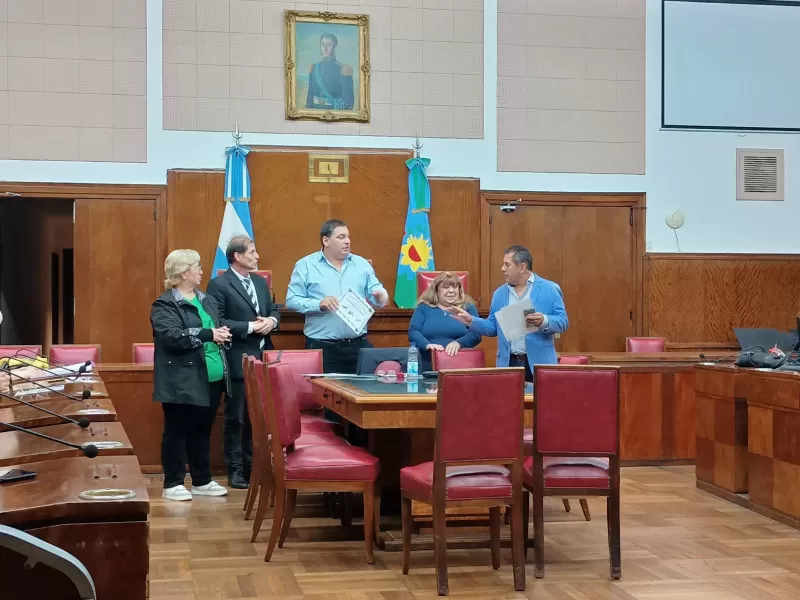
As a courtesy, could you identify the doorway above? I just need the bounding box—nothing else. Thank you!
[0,197,74,349]
[481,193,645,352]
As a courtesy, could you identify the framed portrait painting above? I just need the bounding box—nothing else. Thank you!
[285,11,370,122]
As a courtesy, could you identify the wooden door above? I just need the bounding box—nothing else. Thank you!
[74,199,158,362]
[486,202,635,352]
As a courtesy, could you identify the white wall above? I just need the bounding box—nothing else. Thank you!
[0,0,796,253]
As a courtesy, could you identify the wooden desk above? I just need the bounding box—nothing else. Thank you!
[1,378,108,406]
[694,364,748,493]
[0,455,149,600]
[0,422,133,466]
[0,398,117,431]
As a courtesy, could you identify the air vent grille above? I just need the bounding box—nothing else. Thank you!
[737,148,784,201]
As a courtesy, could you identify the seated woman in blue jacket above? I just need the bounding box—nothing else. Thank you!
[408,271,481,372]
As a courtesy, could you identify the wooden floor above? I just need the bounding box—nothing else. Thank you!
[148,466,800,599]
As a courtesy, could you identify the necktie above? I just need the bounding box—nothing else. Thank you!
[242,278,265,349]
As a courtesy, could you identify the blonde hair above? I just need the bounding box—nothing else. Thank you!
[164,249,201,289]
[418,272,474,308]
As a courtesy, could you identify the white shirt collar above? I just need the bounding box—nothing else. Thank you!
[231,268,250,282]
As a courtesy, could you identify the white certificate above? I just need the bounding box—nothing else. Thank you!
[334,289,375,335]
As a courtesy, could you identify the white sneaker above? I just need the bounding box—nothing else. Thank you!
[162,485,192,501]
[191,481,228,496]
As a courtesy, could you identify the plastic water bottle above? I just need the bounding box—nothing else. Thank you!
[407,343,419,377]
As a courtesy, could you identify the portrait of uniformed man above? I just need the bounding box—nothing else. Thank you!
[306,33,355,111]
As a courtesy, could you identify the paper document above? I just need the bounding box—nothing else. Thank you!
[23,363,93,381]
[495,298,538,341]
[334,290,374,335]
[15,384,64,397]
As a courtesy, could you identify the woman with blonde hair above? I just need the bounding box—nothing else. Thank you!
[151,249,233,501]
[408,271,481,371]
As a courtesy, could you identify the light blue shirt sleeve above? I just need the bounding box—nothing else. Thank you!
[285,259,322,314]
[364,261,388,307]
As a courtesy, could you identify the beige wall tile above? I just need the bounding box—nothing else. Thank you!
[78,59,114,94]
[261,34,282,67]
[163,30,198,64]
[0,91,8,124]
[230,33,263,67]
[163,62,198,97]
[78,26,114,60]
[391,39,423,72]
[8,57,43,91]
[0,23,7,55]
[453,73,482,107]
[197,0,229,33]
[453,106,482,137]
[79,0,114,27]
[262,3,284,36]
[198,31,230,65]
[113,60,146,95]
[261,67,282,101]
[231,0,262,34]
[0,125,9,159]
[197,97,231,131]
[370,70,391,104]
[8,23,44,57]
[453,10,482,43]
[391,104,422,136]
[42,92,82,126]
[112,126,146,162]
[422,73,453,106]
[114,28,147,62]
[229,98,264,132]
[617,0,646,20]
[164,0,198,31]
[113,0,146,29]
[391,7,422,41]
[527,46,586,79]
[230,65,262,99]
[8,0,43,24]
[78,127,114,161]
[43,25,79,59]
[164,96,197,130]
[617,49,645,81]
[44,0,79,25]
[498,0,528,13]
[391,72,423,105]
[422,105,453,137]
[9,91,43,125]
[113,94,146,128]
[0,58,6,89]
[422,9,453,42]
[197,64,229,97]
[78,93,115,127]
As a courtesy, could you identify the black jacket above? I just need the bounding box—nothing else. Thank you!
[151,288,231,405]
[206,268,279,380]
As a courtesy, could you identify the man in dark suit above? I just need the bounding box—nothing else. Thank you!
[206,236,279,489]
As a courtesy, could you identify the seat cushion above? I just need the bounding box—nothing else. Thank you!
[400,461,513,501]
[294,432,348,449]
[285,445,379,482]
[523,427,533,455]
[300,412,339,434]
[523,456,610,489]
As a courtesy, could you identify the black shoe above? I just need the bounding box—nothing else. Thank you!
[228,472,248,489]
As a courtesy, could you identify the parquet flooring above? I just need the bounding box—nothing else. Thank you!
[148,466,800,599]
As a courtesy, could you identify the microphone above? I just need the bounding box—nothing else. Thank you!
[2,371,91,401]
[11,349,93,370]
[700,344,766,365]
[7,352,90,381]
[0,391,90,428]
[0,421,98,458]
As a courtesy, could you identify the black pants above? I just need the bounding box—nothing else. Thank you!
[509,354,534,383]
[161,381,223,489]
[224,378,253,478]
[305,335,372,446]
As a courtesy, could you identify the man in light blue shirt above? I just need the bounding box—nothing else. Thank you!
[286,218,389,373]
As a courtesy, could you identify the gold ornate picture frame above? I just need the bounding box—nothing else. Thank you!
[284,10,370,122]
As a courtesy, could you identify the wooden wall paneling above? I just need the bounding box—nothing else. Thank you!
[646,254,800,344]
[620,372,663,460]
[74,198,159,362]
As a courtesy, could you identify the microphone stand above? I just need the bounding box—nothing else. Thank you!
[0,391,90,428]
[0,421,98,458]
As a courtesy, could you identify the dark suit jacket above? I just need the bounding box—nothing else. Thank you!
[206,268,279,380]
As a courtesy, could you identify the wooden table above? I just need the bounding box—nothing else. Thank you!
[0,421,133,466]
[1,377,108,406]
[695,365,800,530]
[0,398,117,431]
[0,455,149,600]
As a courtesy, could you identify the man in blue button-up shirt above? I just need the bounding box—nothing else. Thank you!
[286,218,389,373]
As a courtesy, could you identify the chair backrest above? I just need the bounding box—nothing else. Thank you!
[375,360,402,374]
[264,361,302,447]
[433,348,485,370]
[435,368,525,463]
[262,349,322,412]
[216,269,273,289]
[626,337,665,353]
[416,271,469,299]
[533,366,620,455]
[50,344,100,364]
[243,356,270,468]
[0,345,42,359]
[132,343,154,364]
[356,347,408,375]
[558,355,589,365]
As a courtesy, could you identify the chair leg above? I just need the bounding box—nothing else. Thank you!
[401,495,412,575]
[363,482,375,564]
[608,492,621,580]
[580,499,591,521]
[243,451,261,515]
[510,496,526,592]
[533,492,545,578]
[269,484,275,508]
[433,498,449,596]
[250,472,272,542]
[489,507,501,570]
[374,483,382,543]
[264,484,286,562]
[522,491,530,559]
[278,489,297,548]
[340,492,353,528]
[562,498,571,512]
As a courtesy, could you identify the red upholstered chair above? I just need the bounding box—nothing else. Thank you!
[400,368,526,595]
[432,348,485,370]
[132,343,154,364]
[50,344,101,364]
[374,360,402,374]
[0,345,43,359]
[263,350,339,435]
[261,361,380,563]
[244,357,344,537]
[524,365,621,580]
[558,355,589,365]
[416,271,469,298]
[625,337,665,353]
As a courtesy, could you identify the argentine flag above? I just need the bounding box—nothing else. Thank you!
[212,145,254,276]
